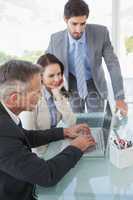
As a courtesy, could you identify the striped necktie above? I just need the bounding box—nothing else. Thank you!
[74,41,88,99]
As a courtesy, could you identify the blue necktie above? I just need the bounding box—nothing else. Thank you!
[74,41,88,99]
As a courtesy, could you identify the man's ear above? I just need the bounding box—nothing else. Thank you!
[10,92,19,104]
[6,92,19,107]
[64,16,68,23]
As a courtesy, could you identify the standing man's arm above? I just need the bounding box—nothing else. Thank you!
[102,27,128,115]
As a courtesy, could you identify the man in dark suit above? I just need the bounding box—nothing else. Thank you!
[46,0,128,114]
[0,60,95,200]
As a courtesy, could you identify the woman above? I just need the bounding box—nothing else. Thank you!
[20,53,76,155]
[35,53,76,129]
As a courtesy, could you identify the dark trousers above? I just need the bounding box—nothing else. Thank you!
[68,73,105,113]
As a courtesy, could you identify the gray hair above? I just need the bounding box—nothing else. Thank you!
[0,59,42,101]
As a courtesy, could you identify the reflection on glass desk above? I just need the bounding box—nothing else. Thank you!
[37,104,133,200]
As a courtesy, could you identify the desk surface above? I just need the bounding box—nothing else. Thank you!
[37,104,133,200]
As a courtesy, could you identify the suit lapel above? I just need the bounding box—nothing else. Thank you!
[0,101,9,115]
[0,102,31,151]
[86,25,95,75]
[36,94,51,129]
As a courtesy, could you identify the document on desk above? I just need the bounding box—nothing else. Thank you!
[61,128,105,157]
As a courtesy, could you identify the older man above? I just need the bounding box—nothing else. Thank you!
[0,60,95,200]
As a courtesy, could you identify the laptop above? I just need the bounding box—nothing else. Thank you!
[61,101,113,158]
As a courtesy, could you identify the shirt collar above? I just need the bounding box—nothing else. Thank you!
[44,88,52,101]
[1,102,20,125]
[68,31,86,45]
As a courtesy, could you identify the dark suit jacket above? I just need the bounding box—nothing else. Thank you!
[0,102,82,200]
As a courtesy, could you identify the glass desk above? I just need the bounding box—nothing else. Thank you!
[37,104,133,200]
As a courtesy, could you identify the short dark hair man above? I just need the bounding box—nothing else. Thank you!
[0,60,95,200]
[46,0,128,115]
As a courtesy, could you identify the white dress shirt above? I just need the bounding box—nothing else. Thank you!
[1,102,20,125]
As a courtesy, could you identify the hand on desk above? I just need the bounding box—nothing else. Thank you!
[70,135,96,152]
[116,100,128,116]
[64,123,91,139]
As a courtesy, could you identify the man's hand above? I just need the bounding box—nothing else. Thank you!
[116,100,128,116]
[71,134,96,152]
[64,124,91,139]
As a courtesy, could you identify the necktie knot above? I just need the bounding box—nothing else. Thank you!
[18,120,22,128]
[74,40,83,49]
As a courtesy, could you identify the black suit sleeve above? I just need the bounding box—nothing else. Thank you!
[0,134,82,187]
[23,127,64,148]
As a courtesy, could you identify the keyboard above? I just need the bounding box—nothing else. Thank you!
[60,128,105,158]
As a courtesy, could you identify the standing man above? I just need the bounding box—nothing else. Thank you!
[46,0,127,114]
[0,60,95,200]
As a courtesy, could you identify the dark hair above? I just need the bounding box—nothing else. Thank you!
[0,59,42,85]
[64,0,89,19]
[37,53,64,75]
